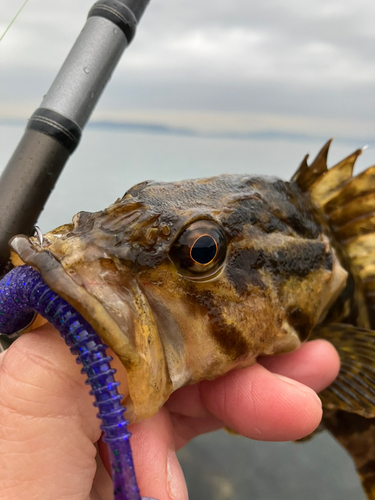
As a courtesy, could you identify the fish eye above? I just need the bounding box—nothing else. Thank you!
[170,220,227,277]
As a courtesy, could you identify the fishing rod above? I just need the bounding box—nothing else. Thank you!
[0,0,150,274]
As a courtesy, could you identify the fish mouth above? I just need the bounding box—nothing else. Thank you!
[9,234,173,421]
[10,235,138,368]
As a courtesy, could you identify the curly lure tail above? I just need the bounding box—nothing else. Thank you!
[0,265,154,500]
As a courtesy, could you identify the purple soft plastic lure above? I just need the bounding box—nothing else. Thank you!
[0,265,155,500]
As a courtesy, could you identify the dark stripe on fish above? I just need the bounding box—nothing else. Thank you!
[191,289,250,360]
[226,247,266,295]
[222,182,321,239]
[227,241,332,295]
[264,241,333,277]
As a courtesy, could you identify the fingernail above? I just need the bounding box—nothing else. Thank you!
[167,449,189,500]
[167,449,178,500]
[274,373,322,407]
[0,350,6,369]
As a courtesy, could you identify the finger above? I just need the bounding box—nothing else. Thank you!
[91,443,114,500]
[258,339,340,393]
[167,340,337,445]
[132,409,188,500]
[165,385,224,448]
[99,409,189,500]
[0,324,105,499]
[199,362,322,441]
[168,339,338,418]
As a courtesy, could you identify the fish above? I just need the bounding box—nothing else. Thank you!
[8,140,375,499]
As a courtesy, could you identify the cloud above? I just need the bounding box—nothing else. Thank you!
[1,0,374,139]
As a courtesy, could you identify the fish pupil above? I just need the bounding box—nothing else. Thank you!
[191,235,217,264]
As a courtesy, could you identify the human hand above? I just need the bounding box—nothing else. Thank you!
[0,323,339,500]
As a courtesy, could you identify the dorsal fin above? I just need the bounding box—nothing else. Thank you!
[292,141,375,328]
[292,140,363,205]
[310,148,362,206]
[292,140,332,190]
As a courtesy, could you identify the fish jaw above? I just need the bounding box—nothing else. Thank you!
[9,234,173,421]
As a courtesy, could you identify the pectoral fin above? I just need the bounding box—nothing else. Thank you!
[312,323,375,418]
[311,323,375,499]
[323,410,375,500]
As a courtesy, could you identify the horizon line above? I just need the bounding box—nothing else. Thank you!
[0,118,372,146]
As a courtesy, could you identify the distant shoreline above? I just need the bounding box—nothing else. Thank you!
[0,119,371,146]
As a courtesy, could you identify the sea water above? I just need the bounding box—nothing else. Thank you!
[1,123,373,233]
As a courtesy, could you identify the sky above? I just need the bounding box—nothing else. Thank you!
[0,0,375,140]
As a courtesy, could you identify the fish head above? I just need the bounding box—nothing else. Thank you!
[10,174,347,420]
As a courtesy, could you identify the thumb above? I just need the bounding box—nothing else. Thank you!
[0,324,101,499]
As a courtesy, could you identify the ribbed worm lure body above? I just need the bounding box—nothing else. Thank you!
[0,265,153,500]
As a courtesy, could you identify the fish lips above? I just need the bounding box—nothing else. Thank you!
[10,235,138,365]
